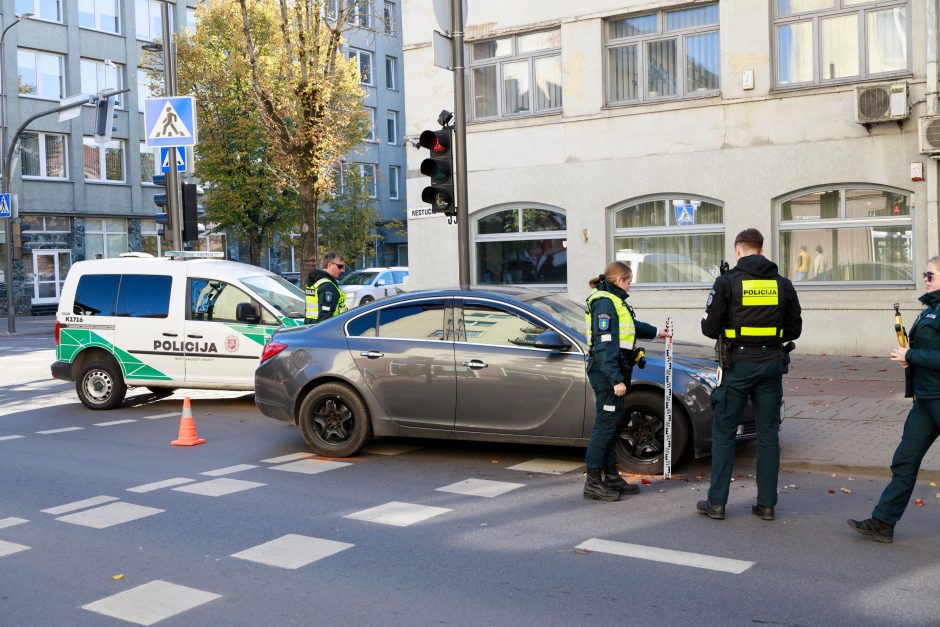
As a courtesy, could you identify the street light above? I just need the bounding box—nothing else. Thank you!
[0,12,31,334]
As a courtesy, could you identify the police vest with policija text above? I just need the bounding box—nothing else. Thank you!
[724,273,784,346]
[585,290,636,349]
[305,278,347,323]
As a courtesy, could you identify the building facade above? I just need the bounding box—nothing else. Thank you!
[402,0,931,355]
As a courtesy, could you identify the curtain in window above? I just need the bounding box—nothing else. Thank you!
[84,143,101,180]
[105,144,124,181]
[820,14,859,80]
[607,15,656,39]
[45,134,64,177]
[20,133,40,176]
[666,5,718,30]
[608,45,638,101]
[868,8,907,74]
[473,66,497,117]
[776,0,832,17]
[686,32,719,92]
[646,39,677,97]
[533,56,562,111]
[502,61,530,114]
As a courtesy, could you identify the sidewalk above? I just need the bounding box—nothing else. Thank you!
[3,314,936,479]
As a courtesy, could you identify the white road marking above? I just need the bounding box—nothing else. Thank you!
[576,538,755,574]
[269,460,351,475]
[142,412,179,420]
[82,580,221,626]
[93,419,137,427]
[361,443,423,455]
[42,495,119,515]
[200,464,258,476]
[345,501,451,527]
[436,478,525,498]
[36,427,84,434]
[231,534,354,569]
[127,478,195,493]
[0,517,28,530]
[56,502,164,529]
[260,452,314,463]
[0,435,25,441]
[0,539,30,558]
[507,458,583,475]
[172,478,265,497]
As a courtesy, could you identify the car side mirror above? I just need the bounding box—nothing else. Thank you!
[236,302,261,324]
[533,329,571,351]
[376,279,386,287]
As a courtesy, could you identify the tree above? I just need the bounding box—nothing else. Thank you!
[236,0,372,278]
[172,2,300,266]
[318,164,379,266]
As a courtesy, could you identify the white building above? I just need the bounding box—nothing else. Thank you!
[403,0,933,356]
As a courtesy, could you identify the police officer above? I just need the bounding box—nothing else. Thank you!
[305,251,347,325]
[849,256,940,543]
[584,261,669,502]
[697,228,802,521]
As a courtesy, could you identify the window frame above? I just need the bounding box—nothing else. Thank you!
[772,0,911,90]
[386,110,398,144]
[15,0,62,23]
[20,131,68,180]
[81,58,124,109]
[358,163,377,198]
[364,106,376,142]
[349,48,374,86]
[384,1,395,36]
[78,0,121,34]
[388,164,400,200]
[136,0,172,42]
[17,48,65,100]
[385,55,397,90]
[84,217,128,258]
[83,137,126,183]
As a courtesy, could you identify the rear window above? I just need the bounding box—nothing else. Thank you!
[115,275,172,318]
[73,274,120,316]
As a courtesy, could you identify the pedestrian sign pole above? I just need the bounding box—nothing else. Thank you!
[664,318,674,480]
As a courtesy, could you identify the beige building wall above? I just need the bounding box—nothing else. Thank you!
[403,0,930,356]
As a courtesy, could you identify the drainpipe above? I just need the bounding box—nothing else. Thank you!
[927,0,939,256]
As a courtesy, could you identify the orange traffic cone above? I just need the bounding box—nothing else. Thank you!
[171,396,205,446]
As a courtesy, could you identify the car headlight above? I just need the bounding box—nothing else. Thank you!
[692,369,719,389]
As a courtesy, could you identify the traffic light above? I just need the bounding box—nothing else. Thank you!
[181,182,205,242]
[93,94,117,144]
[419,128,455,216]
[16,221,33,258]
[153,174,170,237]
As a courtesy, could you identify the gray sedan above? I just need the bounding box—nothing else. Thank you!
[255,287,755,472]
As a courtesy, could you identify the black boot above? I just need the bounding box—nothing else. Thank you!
[604,466,640,495]
[584,469,620,502]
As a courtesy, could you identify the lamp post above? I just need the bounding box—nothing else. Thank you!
[0,12,31,334]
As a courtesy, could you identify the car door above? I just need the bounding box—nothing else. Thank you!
[453,298,585,437]
[346,297,456,429]
[374,271,395,299]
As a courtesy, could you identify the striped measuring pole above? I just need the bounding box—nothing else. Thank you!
[663,318,674,480]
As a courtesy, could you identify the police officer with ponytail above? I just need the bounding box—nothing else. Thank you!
[697,229,802,521]
[584,261,669,502]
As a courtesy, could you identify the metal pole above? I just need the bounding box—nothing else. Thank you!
[452,0,470,289]
[160,1,182,251]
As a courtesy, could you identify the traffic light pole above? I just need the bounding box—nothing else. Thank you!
[451,0,470,290]
[160,1,182,251]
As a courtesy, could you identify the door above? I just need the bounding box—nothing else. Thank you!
[346,297,456,429]
[31,249,71,306]
[453,298,585,438]
[375,271,395,298]
[114,271,186,383]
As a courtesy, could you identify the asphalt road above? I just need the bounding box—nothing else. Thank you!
[2,335,940,626]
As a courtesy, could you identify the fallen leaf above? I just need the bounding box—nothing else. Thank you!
[936,493,940,499]
[915,498,925,507]
[736,474,744,479]
[641,479,651,485]
[480,523,487,527]
[840,487,852,494]
[491,460,499,464]
[831,473,837,478]
[847,477,854,481]
[111,574,124,581]
[657,489,666,493]
[574,549,591,555]
[930,481,937,487]
[827,489,835,494]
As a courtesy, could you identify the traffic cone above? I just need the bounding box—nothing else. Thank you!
[171,396,205,446]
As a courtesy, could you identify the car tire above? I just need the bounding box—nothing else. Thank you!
[359,295,374,306]
[298,383,372,457]
[616,389,689,474]
[146,386,175,398]
[76,359,127,410]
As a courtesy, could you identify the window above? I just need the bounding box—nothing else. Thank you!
[73,274,119,315]
[460,301,549,347]
[136,0,172,41]
[376,300,446,339]
[388,165,400,200]
[346,0,371,28]
[116,275,172,318]
[185,7,197,30]
[20,132,66,179]
[364,107,376,141]
[359,163,377,198]
[78,0,119,33]
[190,278,271,323]
[475,206,567,285]
[84,138,125,182]
[140,219,165,257]
[386,110,398,144]
[17,49,64,99]
[612,196,724,285]
[137,67,157,113]
[85,218,128,259]
[606,4,719,104]
[140,142,157,183]
[16,0,62,22]
[774,0,909,87]
[347,310,378,337]
[777,185,913,284]
[81,59,124,108]
[384,1,395,36]
[469,29,562,120]
[385,56,397,89]
[349,48,373,85]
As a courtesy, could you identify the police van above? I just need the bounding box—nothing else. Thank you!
[52,251,306,409]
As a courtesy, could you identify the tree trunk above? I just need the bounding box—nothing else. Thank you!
[248,233,261,267]
[299,177,319,281]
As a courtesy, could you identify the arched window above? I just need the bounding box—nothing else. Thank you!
[611,195,724,285]
[474,205,567,285]
[777,185,913,284]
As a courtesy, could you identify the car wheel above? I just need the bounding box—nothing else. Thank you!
[298,383,372,457]
[616,390,689,474]
[76,360,127,410]
[359,295,374,306]
[146,386,175,398]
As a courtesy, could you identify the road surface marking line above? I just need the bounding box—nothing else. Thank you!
[200,464,258,476]
[507,458,583,475]
[0,517,28,530]
[93,419,137,427]
[127,478,195,493]
[576,538,754,574]
[171,478,265,497]
[0,435,25,441]
[56,502,164,529]
[36,427,84,434]
[142,412,179,420]
[231,534,355,569]
[82,580,221,625]
[260,452,315,463]
[42,495,119,515]
[0,539,30,557]
[269,460,351,475]
[345,501,452,527]
[436,478,525,498]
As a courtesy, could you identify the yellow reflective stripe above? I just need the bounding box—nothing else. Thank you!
[741,280,779,306]
[740,326,778,336]
[725,329,736,338]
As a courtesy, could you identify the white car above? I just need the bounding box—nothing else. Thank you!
[339,267,409,307]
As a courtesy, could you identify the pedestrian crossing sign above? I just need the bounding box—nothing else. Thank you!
[0,193,10,218]
[160,147,186,173]
[673,200,698,226]
[145,96,197,148]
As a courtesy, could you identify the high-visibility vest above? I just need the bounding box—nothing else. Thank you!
[724,274,783,344]
[585,290,636,349]
[305,278,346,322]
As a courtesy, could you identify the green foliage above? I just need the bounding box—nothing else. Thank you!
[319,166,379,267]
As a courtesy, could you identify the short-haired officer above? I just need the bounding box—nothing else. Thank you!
[697,228,802,521]
[305,251,347,325]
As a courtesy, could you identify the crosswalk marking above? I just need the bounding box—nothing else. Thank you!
[0,435,25,441]
[93,419,137,427]
[127,478,195,493]
[231,534,354,569]
[575,538,755,574]
[260,452,314,464]
[0,539,30,558]
[172,478,265,497]
[56,502,164,529]
[436,478,525,498]
[36,427,84,434]
[142,412,179,420]
[269,460,351,475]
[201,464,258,477]
[507,458,583,475]
[42,495,119,515]
[82,580,221,625]
[345,501,451,527]
[0,517,28,530]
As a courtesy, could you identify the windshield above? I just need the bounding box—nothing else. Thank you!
[241,274,306,319]
[528,293,586,336]
[340,271,379,286]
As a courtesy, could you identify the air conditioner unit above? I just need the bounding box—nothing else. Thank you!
[918,116,940,155]
[855,82,908,124]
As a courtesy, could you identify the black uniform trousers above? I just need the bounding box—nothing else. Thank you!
[586,370,625,470]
